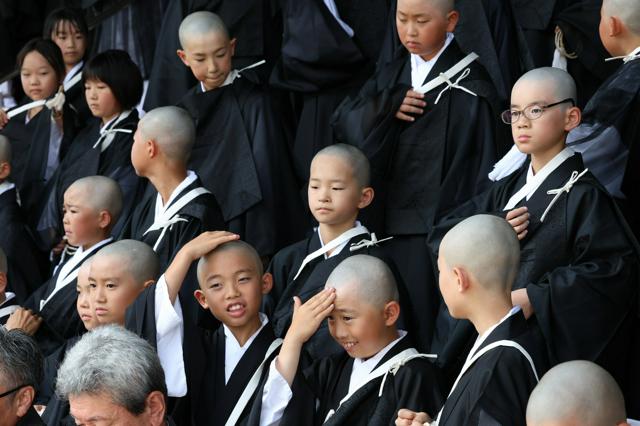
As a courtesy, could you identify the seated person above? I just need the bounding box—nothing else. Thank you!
[55,325,170,426]
[0,327,45,425]
[262,255,443,426]
[527,360,633,426]
[266,144,414,360]
[398,214,547,426]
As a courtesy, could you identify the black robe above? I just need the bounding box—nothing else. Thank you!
[269,0,374,181]
[437,311,547,426]
[265,229,417,361]
[0,186,46,302]
[280,334,444,426]
[0,294,19,325]
[177,75,306,257]
[36,110,144,246]
[332,40,505,352]
[122,176,225,326]
[22,240,113,356]
[126,284,280,426]
[62,64,94,140]
[429,153,640,415]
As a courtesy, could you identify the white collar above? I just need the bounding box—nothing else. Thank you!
[468,306,521,360]
[199,71,240,93]
[410,32,454,88]
[349,330,407,394]
[223,313,269,383]
[154,170,198,217]
[317,221,365,259]
[0,181,15,197]
[99,110,132,134]
[223,312,269,347]
[0,292,15,307]
[63,61,84,85]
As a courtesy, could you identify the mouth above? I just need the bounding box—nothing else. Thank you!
[516,135,531,142]
[405,41,420,49]
[315,207,332,214]
[341,341,358,352]
[80,313,93,321]
[95,308,108,316]
[226,302,246,318]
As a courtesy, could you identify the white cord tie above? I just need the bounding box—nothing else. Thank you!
[349,233,393,252]
[540,169,589,222]
[434,68,476,105]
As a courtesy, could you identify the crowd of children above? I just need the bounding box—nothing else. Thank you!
[0,0,639,425]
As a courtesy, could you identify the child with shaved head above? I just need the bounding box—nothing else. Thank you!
[332,0,506,352]
[16,175,122,356]
[399,215,547,426]
[261,254,443,426]
[431,67,639,415]
[175,11,305,258]
[266,144,415,361]
[527,360,632,426]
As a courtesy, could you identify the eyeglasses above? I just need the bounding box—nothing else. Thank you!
[501,98,575,124]
[0,384,31,399]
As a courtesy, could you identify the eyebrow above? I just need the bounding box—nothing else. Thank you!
[333,308,357,314]
[510,101,547,108]
[309,178,346,183]
[207,268,255,280]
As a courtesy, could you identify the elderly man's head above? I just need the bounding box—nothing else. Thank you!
[0,328,43,426]
[56,325,167,425]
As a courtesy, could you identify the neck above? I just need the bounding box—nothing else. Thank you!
[621,39,640,56]
[530,143,565,174]
[101,112,121,126]
[318,220,358,247]
[148,168,188,205]
[418,36,447,62]
[227,314,263,347]
[469,296,513,336]
[360,328,399,361]
[65,63,75,74]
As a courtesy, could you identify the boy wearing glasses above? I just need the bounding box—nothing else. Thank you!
[429,67,639,407]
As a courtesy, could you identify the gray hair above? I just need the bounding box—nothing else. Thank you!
[138,106,195,165]
[326,255,399,308]
[603,0,640,35]
[314,144,371,187]
[0,246,6,274]
[0,328,43,391]
[0,135,11,164]
[67,176,123,224]
[179,11,229,48]
[94,240,160,284]
[197,240,263,285]
[56,325,167,415]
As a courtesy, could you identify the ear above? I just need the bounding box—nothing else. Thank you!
[97,210,112,230]
[382,300,401,326]
[194,289,209,310]
[445,10,459,33]
[229,38,237,57]
[142,279,155,289]
[0,161,11,180]
[146,139,159,159]
[14,386,35,417]
[176,49,189,67]
[357,186,375,209]
[0,271,7,293]
[452,266,470,293]
[260,272,273,295]
[144,390,166,426]
[564,106,582,132]
[608,15,623,37]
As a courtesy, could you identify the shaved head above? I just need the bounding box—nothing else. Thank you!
[77,258,92,283]
[67,176,123,223]
[94,240,160,285]
[325,255,399,309]
[197,240,263,285]
[398,0,454,15]
[513,67,577,105]
[137,106,195,165]
[314,144,371,187]
[603,0,640,35]
[179,11,229,48]
[0,135,11,164]
[440,215,520,292]
[527,361,627,426]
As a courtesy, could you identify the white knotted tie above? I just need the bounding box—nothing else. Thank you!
[92,128,133,151]
[349,233,393,252]
[540,169,589,222]
[377,353,437,397]
[6,89,66,119]
[434,68,476,105]
[143,216,189,251]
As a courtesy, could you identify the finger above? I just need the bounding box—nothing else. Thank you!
[399,104,424,115]
[395,420,412,426]
[506,207,528,220]
[397,409,417,420]
[517,229,528,240]
[317,300,335,319]
[414,412,430,422]
[395,112,416,122]
[404,97,427,107]
[306,287,334,307]
[406,90,425,99]
[508,213,529,227]
[292,296,302,312]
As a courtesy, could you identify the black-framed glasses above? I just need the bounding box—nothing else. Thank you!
[501,98,575,124]
[0,384,31,399]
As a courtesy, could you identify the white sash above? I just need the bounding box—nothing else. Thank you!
[503,148,575,211]
[292,225,369,281]
[225,338,283,426]
[324,348,437,423]
[431,340,539,425]
[414,52,479,104]
[6,100,47,119]
[63,71,83,92]
[143,187,211,251]
[0,304,18,319]
[93,110,134,152]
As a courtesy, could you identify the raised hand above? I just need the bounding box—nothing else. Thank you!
[506,206,530,240]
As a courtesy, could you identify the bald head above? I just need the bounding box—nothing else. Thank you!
[325,255,399,309]
[513,67,577,106]
[94,240,160,285]
[179,11,229,48]
[440,215,520,292]
[314,144,371,187]
[398,0,454,15]
[527,361,627,426]
[0,135,11,164]
[196,240,263,285]
[67,176,123,223]
[138,106,195,165]
[603,0,640,35]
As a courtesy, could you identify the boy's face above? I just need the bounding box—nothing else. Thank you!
[396,0,458,61]
[77,269,99,331]
[195,249,270,331]
[51,20,87,68]
[327,283,395,359]
[177,31,236,91]
[308,154,366,228]
[62,186,106,247]
[510,80,573,158]
[89,255,144,326]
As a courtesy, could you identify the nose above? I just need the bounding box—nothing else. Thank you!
[62,210,70,224]
[332,320,348,340]
[207,57,218,74]
[92,286,106,304]
[407,21,418,36]
[224,282,240,299]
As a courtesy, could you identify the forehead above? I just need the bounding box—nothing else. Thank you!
[310,154,355,178]
[204,248,258,275]
[64,185,90,204]
[511,79,555,105]
[22,51,51,68]
[54,20,81,34]
[90,255,130,278]
[397,0,441,14]
[183,31,229,52]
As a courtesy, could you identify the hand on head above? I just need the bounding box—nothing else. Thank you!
[180,231,240,262]
[288,288,336,344]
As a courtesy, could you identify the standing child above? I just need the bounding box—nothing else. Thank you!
[332,0,506,351]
